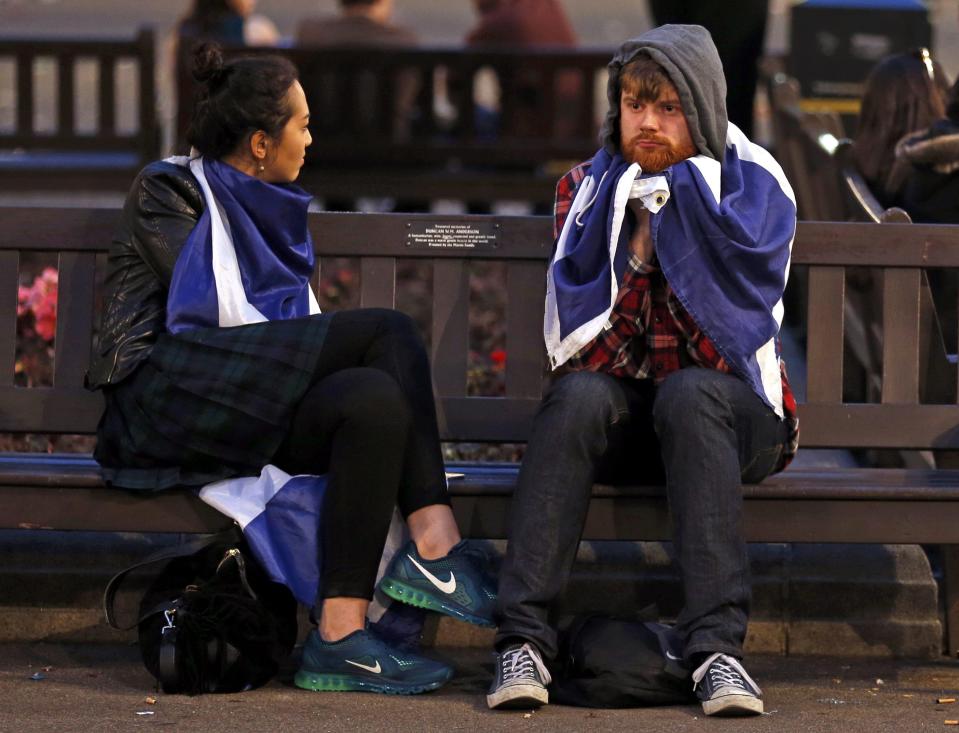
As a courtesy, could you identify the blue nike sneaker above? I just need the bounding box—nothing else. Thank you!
[378,540,497,628]
[294,628,453,695]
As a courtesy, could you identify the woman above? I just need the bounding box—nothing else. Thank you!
[852,49,949,209]
[87,43,494,695]
[894,76,959,224]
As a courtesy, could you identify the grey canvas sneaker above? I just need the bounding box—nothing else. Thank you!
[692,652,764,716]
[487,642,552,710]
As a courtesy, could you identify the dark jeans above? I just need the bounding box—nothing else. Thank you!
[494,367,788,663]
[271,308,449,606]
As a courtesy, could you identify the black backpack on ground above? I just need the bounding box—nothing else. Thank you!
[548,612,696,708]
[104,529,298,695]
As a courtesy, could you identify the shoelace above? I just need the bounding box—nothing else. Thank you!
[691,653,762,696]
[501,643,552,686]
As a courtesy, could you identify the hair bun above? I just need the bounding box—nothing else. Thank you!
[191,42,227,86]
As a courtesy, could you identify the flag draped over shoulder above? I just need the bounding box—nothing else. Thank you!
[544,123,796,416]
[166,157,319,333]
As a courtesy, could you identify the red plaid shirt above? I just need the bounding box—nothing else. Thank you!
[555,162,799,471]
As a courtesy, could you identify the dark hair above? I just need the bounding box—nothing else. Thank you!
[180,0,240,37]
[186,43,299,160]
[853,50,949,201]
[946,77,959,124]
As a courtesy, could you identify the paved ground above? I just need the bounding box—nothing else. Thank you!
[2,644,959,732]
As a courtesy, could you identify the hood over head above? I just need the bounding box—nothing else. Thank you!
[601,24,728,161]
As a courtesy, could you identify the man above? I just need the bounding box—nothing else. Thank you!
[465,0,579,144]
[295,0,417,47]
[466,0,576,47]
[487,24,798,717]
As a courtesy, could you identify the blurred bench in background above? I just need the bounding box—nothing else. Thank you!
[177,45,613,210]
[0,29,160,192]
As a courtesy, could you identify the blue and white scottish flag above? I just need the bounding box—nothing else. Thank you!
[199,466,326,606]
[545,122,796,416]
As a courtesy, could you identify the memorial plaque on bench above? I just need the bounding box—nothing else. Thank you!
[406,221,499,251]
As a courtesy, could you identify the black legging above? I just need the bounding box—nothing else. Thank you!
[271,308,450,606]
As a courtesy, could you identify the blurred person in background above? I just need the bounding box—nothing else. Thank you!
[179,0,280,48]
[856,49,951,215]
[466,0,576,47]
[296,0,417,46]
[649,0,768,139]
[296,0,420,211]
[464,0,580,149]
[885,61,958,352]
[170,0,280,156]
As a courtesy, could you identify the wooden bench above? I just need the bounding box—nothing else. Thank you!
[176,46,612,209]
[0,29,159,192]
[3,207,959,654]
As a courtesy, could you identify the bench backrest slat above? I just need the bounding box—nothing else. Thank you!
[98,55,116,137]
[0,385,101,433]
[15,51,33,137]
[798,403,959,449]
[53,252,97,389]
[57,55,75,136]
[431,259,470,398]
[505,260,546,399]
[358,257,397,309]
[0,252,18,388]
[439,395,538,443]
[805,266,845,403]
[881,268,921,404]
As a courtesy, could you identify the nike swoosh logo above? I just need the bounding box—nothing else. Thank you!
[665,651,682,661]
[345,659,381,674]
[407,554,457,594]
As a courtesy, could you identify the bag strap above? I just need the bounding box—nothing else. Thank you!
[103,528,240,631]
[158,601,182,693]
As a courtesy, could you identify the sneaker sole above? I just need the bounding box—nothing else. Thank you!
[294,670,451,695]
[379,578,495,628]
[702,693,764,716]
[487,683,549,710]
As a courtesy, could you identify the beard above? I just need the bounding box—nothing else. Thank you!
[621,132,697,172]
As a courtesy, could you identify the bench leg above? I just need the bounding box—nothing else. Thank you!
[944,545,959,657]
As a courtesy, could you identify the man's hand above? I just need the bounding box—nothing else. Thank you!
[628,201,654,262]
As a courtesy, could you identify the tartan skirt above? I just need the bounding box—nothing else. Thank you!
[95,315,331,491]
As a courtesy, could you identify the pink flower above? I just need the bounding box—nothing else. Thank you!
[17,268,58,343]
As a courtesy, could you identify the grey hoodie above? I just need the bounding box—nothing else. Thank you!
[600,24,728,162]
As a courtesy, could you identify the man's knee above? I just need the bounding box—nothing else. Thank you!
[653,368,732,435]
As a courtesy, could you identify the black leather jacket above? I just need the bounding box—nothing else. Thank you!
[86,161,204,389]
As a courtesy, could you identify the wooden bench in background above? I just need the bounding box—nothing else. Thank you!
[176,45,612,209]
[765,70,954,422]
[0,29,159,192]
[3,208,959,654]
